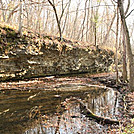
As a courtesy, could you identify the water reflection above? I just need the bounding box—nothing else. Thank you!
[86,89,118,118]
[25,109,105,134]
[0,84,119,134]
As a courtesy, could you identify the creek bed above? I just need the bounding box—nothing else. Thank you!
[0,76,119,134]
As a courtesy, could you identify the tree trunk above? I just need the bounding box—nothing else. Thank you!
[103,11,116,45]
[118,0,134,91]
[86,0,90,42]
[7,4,19,23]
[18,0,23,36]
[122,30,128,82]
[0,0,6,22]
[70,0,80,39]
[115,7,119,84]
[61,0,71,34]
[78,0,88,41]
[94,22,97,46]
[89,2,94,43]
[48,0,62,40]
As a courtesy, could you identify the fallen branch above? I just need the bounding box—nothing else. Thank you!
[66,97,119,125]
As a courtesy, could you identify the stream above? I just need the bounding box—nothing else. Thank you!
[0,75,119,134]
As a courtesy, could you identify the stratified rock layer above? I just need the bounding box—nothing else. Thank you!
[0,25,114,81]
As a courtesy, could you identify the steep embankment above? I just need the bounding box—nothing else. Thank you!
[0,24,114,81]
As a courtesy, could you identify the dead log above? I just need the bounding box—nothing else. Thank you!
[67,97,119,125]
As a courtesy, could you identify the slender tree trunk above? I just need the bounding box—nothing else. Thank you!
[51,14,55,34]
[122,30,127,82]
[94,22,97,46]
[7,4,19,23]
[18,0,23,36]
[115,7,119,84]
[92,0,101,46]
[36,1,43,34]
[70,0,80,39]
[89,2,93,43]
[48,0,62,40]
[103,11,116,45]
[44,9,50,32]
[61,0,71,34]
[86,0,90,42]
[24,0,29,29]
[80,0,88,41]
[0,0,6,22]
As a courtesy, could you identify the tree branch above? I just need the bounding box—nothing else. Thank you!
[125,0,130,15]
[125,9,134,18]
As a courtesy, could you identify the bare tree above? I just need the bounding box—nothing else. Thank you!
[122,28,128,82]
[18,0,23,36]
[93,1,101,47]
[86,0,91,42]
[118,0,134,91]
[70,0,80,39]
[0,0,6,22]
[7,4,19,23]
[44,9,50,32]
[115,7,119,84]
[47,0,62,40]
[102,11,116,45]
[77,0,88,41]
[122,0,130,82]
[61,0,71,34]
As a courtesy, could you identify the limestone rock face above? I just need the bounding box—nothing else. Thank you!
[0,25,114,81]
[0,44,114,81]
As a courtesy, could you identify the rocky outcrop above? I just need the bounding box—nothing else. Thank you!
[0,25,114,81]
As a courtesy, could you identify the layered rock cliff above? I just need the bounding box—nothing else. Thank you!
[0,24,114,81]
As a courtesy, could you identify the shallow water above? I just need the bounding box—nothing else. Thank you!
[0,77,119,134]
